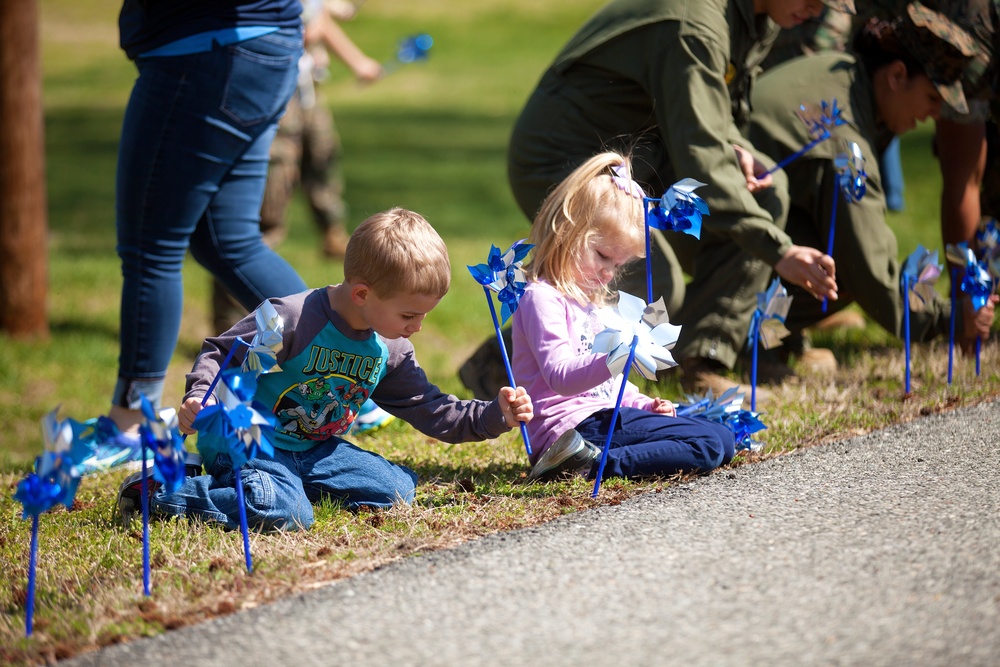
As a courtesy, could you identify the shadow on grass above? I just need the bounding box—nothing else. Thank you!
[50,316,119,341]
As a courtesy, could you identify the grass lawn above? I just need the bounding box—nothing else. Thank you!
[1,1,998,664]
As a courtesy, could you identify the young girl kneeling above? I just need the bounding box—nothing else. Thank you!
[512,152,735,481]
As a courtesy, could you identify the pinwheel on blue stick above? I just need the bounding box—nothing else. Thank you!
[642,178,709,302]
[676,387,768,452]
[759,99,848,178]
[946,242,994,379]
[746,278,793,411]
[384,33,433,75]
[589,292,681,497]
[823,141,868,313]
[977,217,1000,277]
[193,369,277,573]
[467,239,534,456]
[900,246,942,394]
[13,409,86,636]
[242,300,284,375]
[132,395,188,595]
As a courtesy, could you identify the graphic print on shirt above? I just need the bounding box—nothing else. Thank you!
[579,307,615,401]
[269,343,384,441]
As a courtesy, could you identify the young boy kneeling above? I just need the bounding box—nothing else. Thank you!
[120,208,533,531]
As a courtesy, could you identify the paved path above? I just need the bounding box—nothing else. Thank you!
[67,401,1000,666]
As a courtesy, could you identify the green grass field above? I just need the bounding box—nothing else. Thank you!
[1,1,998,663]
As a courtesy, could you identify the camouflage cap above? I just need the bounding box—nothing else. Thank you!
[897,1,980,114]
[822,0,856,14]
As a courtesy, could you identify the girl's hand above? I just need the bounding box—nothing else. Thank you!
[178,395,214,435]
[648,397,676,417]
[498,386,534,427]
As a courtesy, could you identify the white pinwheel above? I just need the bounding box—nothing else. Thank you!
[243,300,284,375]
[592,292,681,381]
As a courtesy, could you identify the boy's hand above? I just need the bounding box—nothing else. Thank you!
[498,386,533,427]
[178,395,214,435]
[648,397,676,417]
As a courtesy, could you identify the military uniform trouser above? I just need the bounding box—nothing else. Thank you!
[667,171,789,370]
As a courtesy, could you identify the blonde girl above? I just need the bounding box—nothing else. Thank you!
[512,152,734,481]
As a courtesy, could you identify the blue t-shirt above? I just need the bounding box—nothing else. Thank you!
[256,320,388,450]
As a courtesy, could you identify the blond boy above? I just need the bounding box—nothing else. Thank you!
[120,208,532,531]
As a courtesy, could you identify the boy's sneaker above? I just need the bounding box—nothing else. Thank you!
[116,452,203,524]
[349,399,394,435]
[527,430,601,482]
[75,419,147,475]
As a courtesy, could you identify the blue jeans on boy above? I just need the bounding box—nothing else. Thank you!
[114,29,309,410]
[575,408,735,480]
[152,438,418,531]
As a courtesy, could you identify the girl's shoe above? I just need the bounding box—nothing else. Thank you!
[527,430,600,481]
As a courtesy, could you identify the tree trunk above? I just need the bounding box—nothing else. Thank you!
[0,0,49,338]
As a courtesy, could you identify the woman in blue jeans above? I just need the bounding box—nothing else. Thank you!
[110,0,309,431]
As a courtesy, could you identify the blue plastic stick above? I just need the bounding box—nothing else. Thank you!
[751,324,760,412]
[758,134,827,179]
[482,287,532,456]
[592,336,639,498]
[234,467,253,573]
[676,398,709,418]
[904,276,912,394]
[949,269,957,385]
[202,337,249,403]
[181,336,253,569]
[141,442,151,596]
[25,514,39,636]
[822,184,840,314]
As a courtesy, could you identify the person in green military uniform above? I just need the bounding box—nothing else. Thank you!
[459,0,857,400]
[860,0,1000,268]
[747,2,997,351]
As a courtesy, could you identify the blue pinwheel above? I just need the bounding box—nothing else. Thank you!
[193,369,276,470]
[946,242,994,379]
[468,240,533,324]
[947,243,993,312]
[747,278,793,411]
[192,369,277,573]
[468,239,534,456]
[900,246,942,394]
[823,142,868,313]
[130,395,189,595]
[977,217,1000,275]
[13,409,86,636]
[243,300,284,375]
[383,33,433,75]
[676,387,767,452]
[646,178,708,239]
[725,410,769,452]
[642,179,709,302]
[590,292,681,497]
[759,98,848,178]
[140,396,187,495]
[396,33,433,64]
